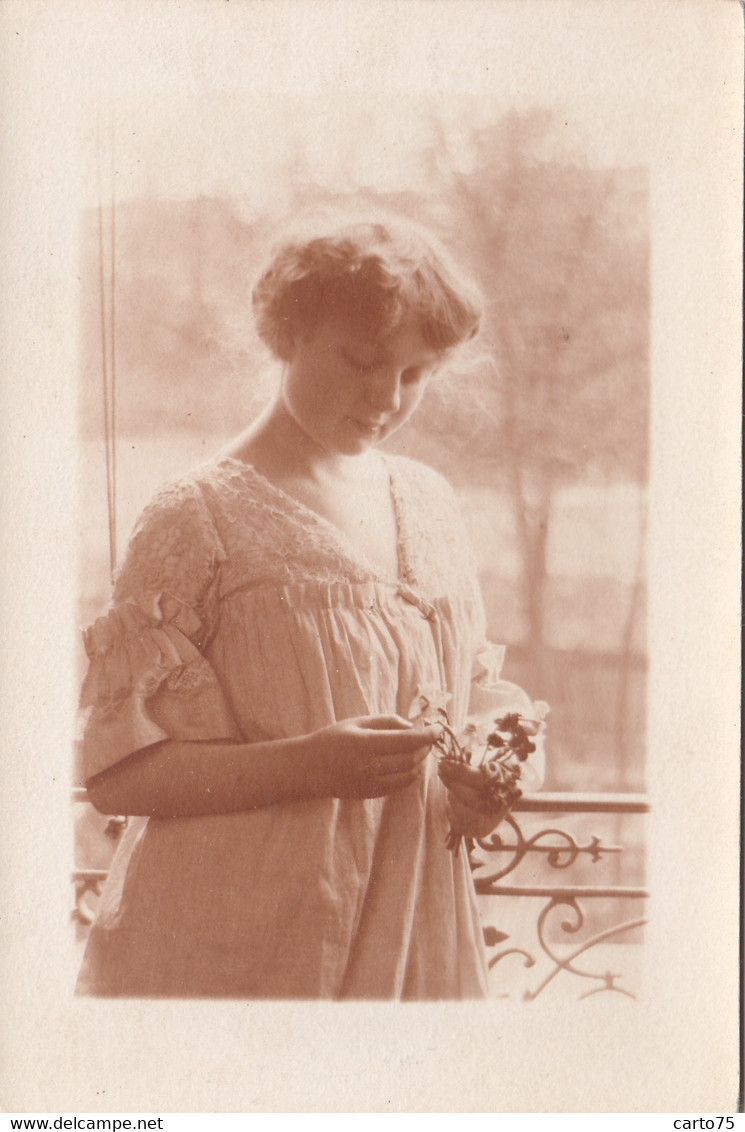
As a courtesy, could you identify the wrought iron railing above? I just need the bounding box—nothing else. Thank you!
[71,791,126,930]
[472,792,649,1000]
[72,788,649,999]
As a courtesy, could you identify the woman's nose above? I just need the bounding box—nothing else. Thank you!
[367,370,402,412]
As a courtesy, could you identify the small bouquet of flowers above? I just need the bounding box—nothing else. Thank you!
[409,682,548,857]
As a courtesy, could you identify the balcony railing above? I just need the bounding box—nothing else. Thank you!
[72,788,649,1001]
[472,792,649,1000]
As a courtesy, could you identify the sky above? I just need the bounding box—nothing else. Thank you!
[85,90,655,216]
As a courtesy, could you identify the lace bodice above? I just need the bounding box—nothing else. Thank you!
[111,453,487,649]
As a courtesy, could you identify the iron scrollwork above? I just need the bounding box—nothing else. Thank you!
[472,810,616,885]
[473,794,649,1001]
[71,869,109,927]
[487,894,647,1000]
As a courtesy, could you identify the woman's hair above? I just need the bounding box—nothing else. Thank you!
[252,210,482,361]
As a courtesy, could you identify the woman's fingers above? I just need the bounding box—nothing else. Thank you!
[447,796,505,839]
[444,778,490,812]
[358,721,440,753]
[314,715,440,800]
[355,714,415,731]
[437,760,483,790]
[368,746,430,777]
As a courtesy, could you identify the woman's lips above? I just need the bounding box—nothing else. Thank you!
[351,418,387,436]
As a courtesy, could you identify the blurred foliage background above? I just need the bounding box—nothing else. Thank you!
[79,105,648,798]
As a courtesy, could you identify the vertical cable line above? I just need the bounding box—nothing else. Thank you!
[97,114,117,586]
[108,121,118,580]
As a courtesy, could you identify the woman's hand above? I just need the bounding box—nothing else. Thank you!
[85,716,438,819]
[437,759,511,841]
[301,715,440,800]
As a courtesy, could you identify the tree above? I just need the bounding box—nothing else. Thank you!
[411,112,649,692]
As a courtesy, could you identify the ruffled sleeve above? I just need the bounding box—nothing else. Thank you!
[79,478,243,781]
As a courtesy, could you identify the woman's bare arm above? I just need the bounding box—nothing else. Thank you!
[85,716,440,818]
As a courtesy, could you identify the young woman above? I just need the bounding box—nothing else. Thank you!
[77,212,543,998]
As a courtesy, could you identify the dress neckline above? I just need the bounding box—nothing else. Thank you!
[216,452,410,585]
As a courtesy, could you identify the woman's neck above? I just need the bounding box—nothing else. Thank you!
[226,397,370,484]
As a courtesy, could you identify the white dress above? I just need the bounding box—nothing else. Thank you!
[77,453,532,998]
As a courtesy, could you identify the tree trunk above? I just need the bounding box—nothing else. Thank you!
[509,458,552,693]
[614,489,647,789]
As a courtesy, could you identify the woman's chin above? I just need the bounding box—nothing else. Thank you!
[328,420,384,454]
[348,419,383,442]
[345,417,405,448]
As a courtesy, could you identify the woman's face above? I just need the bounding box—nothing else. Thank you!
[280,312,442,457]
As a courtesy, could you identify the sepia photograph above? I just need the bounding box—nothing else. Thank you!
[1,0,741,1116]
[73,95,648,1003]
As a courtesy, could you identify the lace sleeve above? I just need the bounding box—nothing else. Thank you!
[80,478,242,781]
[114,478,227,637]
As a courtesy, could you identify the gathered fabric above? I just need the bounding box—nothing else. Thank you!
[77,453,523,999]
